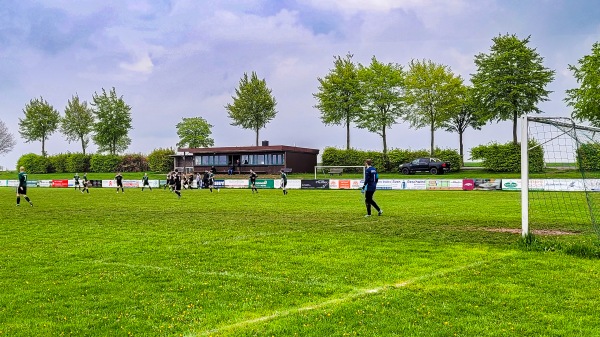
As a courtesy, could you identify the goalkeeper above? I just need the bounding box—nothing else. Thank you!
[362,159,382,217]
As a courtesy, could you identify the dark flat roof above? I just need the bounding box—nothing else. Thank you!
[178,145,319,155]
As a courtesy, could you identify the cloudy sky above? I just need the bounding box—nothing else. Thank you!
[1,0,599,170]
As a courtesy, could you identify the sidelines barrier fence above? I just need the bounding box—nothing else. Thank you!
[1,178,600,192]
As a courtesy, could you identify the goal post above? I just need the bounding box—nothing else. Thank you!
[521,115,600,237]
[314,166,366,180]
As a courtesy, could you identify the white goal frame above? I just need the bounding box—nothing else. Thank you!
[314,166,366,180]
[521,115,600,237]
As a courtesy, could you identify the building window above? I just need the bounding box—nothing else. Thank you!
[195,155,228,166]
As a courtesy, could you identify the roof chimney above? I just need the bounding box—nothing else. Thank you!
[261,140,269,146]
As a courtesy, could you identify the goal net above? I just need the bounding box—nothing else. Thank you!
[314,166,366,180]
[522,116,600,237]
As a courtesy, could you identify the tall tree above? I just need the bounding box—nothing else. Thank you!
[0,119,17,156]
[313,53,363,149]
[356,56,406,167]
[471,34,555,143]
[565,42,600,126]
[225,72,277,146]
[176,117,215,148]
[404,59,465,156]
[91,87,132,155]
[60,94,95,155]
[18,97,60,156]
[441,86,485,163]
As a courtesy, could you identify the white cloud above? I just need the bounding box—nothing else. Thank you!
[119,53,154,74]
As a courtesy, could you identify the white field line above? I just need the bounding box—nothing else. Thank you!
[195,255,514,336]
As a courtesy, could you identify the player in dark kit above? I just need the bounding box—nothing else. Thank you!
[81,173,90,194]
[249,169,258,193]
[362,159,382,217]
[173,170,182,198]
[207,170,218,192]
[115,172,124,193]
[141,173,152,191]
[16,166,33,206]
[164,172,171,190]
[74,173,81,191]
[280,169,288,195]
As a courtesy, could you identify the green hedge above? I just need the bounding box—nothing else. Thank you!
[16,151,170,174]
[148,148,175,172]
[470,141,544,172]
[66,153,91,173]
[119,153,148,172]
[322,147,461,172]
[90,154,121,173]
[47,153,71,173]
[16,153,50,174]
[578,143,600,171]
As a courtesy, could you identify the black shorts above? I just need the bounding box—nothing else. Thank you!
[117,182,123,187]
[17,185,27,195]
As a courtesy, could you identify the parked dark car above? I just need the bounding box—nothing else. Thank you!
[399,157,451,175]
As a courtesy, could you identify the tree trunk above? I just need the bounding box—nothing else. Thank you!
[459,131,464,166]
[382,127,388,171]
[255,128,259,146]
[42,138,46,157]
[430,121,435,156]
[512,112,518,144]
[81,137,86,156]
[346,120,350,150]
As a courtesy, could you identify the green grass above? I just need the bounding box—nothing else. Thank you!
[1,187,599,336]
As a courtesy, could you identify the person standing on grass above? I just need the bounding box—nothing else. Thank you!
[16,166,33,206]
[115,172,124,193]
[280,169,288,195]
[202,170,210,189]
[362,159,382,217]
[142,173,152,191]
[249,169,258,193]
[74,173,81,191]
[164,172,171,190]
[207,170,219,192]
[81,173,90,194]
[195,172,201,189]
[174,169,182,199]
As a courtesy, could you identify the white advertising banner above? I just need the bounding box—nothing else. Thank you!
[274,179,301,189]
[7,180,18,187]
[426,179,464,190]
[377,179,394,190]
[404,179,427,190]
[585,179,600,191]
[501,179,521,191]
[38,180,52,188]
[225,179,249,189]
[544,179,585,191]
[137,180,160,188]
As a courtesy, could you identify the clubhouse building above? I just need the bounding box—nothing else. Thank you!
[174,142,319,174]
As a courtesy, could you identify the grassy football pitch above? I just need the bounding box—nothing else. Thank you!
[1,187,599,336]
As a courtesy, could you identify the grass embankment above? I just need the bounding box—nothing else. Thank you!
[0,187,599,336]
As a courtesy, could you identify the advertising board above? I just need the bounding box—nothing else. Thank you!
[301,179,329,189]
[426,180,464,190]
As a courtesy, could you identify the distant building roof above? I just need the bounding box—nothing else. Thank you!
[178,145,319,155]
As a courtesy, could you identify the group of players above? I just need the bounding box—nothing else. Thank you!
[15,166,291,205]
[22,163,389,214]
